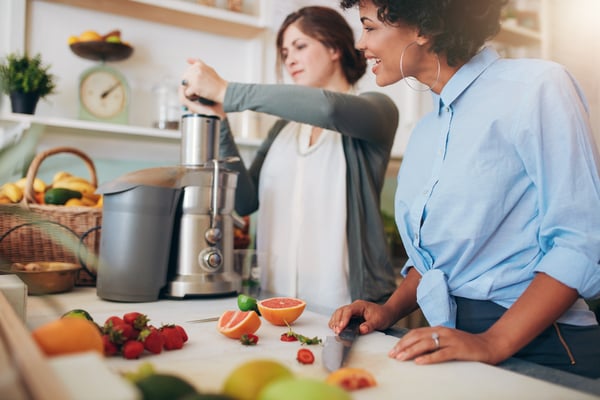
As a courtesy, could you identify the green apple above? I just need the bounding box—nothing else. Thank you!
[258,378,351,400]
[105,35,121,43]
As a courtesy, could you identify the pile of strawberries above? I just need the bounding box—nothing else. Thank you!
[102,312,188,359]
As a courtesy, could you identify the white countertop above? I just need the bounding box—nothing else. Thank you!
[25,287,597,400]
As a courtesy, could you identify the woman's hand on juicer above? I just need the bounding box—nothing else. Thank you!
[181,58,228,104]
[179,84,226,119]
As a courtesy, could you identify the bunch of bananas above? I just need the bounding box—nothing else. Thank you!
[0,172,102,207]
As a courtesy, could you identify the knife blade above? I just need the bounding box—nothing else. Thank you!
[322,317,363,372]
[186,316,219,323]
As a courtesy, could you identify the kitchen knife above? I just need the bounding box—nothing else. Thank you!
[322,317,363,372]
[186,316,220,323]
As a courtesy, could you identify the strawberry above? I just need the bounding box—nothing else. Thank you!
[103,316,124,333]
[297,348,315,365]
[240,333,258,346]
[107,322,136,344]
[122,340,145,359]
[174,325,188,343]
[102,334,119,356]
[160,325,184,350]
[123,312,149,331]
[139,327,164,354]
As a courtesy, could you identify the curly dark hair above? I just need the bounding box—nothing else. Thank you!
[276,6,367,84]
[340,0,508,66]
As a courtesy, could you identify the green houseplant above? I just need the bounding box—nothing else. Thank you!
[0,52,57,114]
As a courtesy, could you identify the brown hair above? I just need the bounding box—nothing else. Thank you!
[275,6,367,84]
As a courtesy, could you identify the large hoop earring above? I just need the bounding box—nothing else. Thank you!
[400,41,441,92]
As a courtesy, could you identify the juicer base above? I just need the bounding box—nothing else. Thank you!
[166,272,241,298]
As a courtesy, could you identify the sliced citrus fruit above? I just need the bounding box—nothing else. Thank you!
[257,297,306,326]
[217,310,261,339]
[325,367,377,391]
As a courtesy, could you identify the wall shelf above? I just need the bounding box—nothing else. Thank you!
[0,113,262,147]
[497,20,542,47]
[37,0,268,38]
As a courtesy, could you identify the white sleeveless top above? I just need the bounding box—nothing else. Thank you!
[257,121,350,311]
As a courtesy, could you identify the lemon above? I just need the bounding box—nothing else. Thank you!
[78,30,102,42]
[222,359,293,400]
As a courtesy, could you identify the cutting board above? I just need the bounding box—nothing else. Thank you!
[25,288,598,400]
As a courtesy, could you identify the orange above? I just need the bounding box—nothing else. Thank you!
[217,310,261,339]
[32,317,103,356]
[257,297,306,326]
[326,367,377,391]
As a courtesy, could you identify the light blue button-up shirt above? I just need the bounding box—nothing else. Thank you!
[396,47,600,328]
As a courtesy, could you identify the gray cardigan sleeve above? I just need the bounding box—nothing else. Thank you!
[223,83,398,146]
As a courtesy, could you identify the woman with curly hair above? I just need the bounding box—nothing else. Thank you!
[329,0,600,378]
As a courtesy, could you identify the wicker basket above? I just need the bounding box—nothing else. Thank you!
[0,147,102,286]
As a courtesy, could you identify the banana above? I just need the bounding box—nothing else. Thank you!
[53,171,72,184]
[15,177,47,193]
[52,176,96,194]
[82,192,101,203]
[0,182,24,203]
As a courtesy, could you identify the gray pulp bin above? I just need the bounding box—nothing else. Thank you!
[96,184,182,302]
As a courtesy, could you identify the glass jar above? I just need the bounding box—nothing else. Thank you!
[152,76,181,130]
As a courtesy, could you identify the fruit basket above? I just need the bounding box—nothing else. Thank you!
[68,29,133,62]
[0,147,102,286]
[70,41,133,62]
[0,262,81,295]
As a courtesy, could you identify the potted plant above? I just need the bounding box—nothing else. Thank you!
[0,52,57,114]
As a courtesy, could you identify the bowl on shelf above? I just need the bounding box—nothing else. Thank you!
[0,262,81,295]
[70,41,134,62]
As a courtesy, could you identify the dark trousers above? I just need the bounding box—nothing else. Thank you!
[455,297,600,379]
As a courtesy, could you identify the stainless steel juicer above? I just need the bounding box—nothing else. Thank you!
[96,112,241,302]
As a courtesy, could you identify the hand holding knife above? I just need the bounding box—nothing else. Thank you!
[322,317,364,372]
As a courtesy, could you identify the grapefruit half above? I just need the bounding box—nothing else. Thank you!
[217,310,261,339]
[257,297,306,326]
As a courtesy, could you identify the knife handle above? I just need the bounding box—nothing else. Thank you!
[339,317,363,340]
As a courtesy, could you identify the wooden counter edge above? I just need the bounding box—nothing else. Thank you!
[0,292,72,400]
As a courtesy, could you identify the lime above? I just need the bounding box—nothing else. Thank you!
[61,308,94,321]
[237,294,259,314]
[122,362,156,383]
[180,394,235,400]
[135,373,198,400]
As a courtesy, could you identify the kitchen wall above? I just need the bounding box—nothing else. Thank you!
[547,0,600,142]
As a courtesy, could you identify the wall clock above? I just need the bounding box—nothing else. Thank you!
[78,64,130,124]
